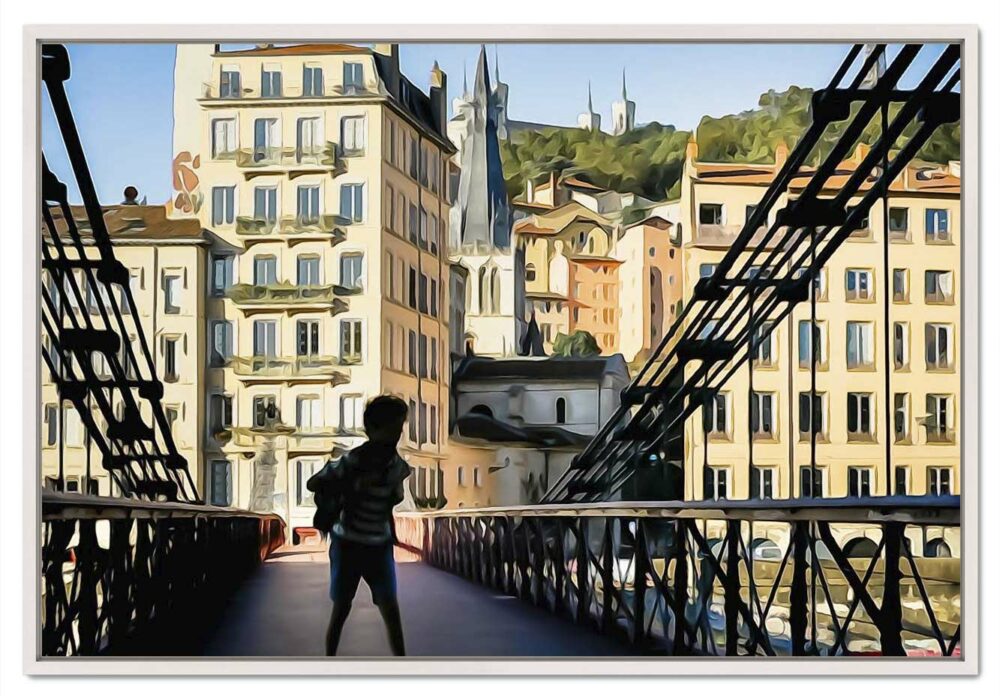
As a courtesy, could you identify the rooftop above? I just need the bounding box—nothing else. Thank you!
[453,355,628,383]
[44,205,207,242]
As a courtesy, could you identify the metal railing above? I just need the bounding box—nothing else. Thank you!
[396,497,960,656]
[41,492,284,656]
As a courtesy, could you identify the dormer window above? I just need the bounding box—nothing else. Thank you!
[303,64,324,97]
[219,65,241,98]
[261,64,282,98]
[343,62,364,94]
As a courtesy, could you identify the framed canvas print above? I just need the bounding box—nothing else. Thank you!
[22,23,979,676]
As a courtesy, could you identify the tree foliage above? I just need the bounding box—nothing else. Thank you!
[501,86,961,201]
[551,331,601,358]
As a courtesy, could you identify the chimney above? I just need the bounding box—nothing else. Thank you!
[374,43,400,96]
[685,132,699,161]
[774,140,789,167]
[429,61,447,136]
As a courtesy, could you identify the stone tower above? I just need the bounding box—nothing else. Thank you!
[611,69,636,136]
[577,82,602,133]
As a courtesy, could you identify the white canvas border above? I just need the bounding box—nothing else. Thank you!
[20,22,980,677]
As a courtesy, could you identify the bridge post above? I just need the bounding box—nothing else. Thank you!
[789,520,809,655]
[671,519,690,655]
[601,520,615,633]
[575,520,590,625]
[724,520,741,655]
[878,521,906,656]
[632,519,649,647]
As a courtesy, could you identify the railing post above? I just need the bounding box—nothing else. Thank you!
[879,521,906,656]
[632,519,649,647]
[790,520,809,656]
[532,518,546,607]
[672,520,689,655]
[724,520,741,655]
[553,519,565,616]
[575,520,590,625]
[75,519,100,655]
[601,520,615,634]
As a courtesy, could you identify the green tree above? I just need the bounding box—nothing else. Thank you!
[552,331,601,357]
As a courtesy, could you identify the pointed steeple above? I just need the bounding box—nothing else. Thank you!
[494,44,501,84]
[462,59,469,98]
[473,44,493,107]
[587,81,593,112]
[621,68,628,100]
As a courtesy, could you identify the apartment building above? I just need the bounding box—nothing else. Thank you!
[40,206,210,496]
[171,43,455,532]
[678,137,961,502]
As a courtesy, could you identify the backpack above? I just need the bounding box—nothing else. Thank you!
[306,456,354,536]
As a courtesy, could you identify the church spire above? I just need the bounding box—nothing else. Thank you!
[494,44,501,84]
[462,59,469,98]
[621,68,628,100]
[587,81,593,112]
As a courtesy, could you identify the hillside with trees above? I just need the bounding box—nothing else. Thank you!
[500,86,961,202]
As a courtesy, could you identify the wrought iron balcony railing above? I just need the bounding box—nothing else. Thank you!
[234,215,347,245]
[395,497,960,657]
[227,355,351,383]
[225,283,349,313]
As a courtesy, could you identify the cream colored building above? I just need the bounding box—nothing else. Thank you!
[171,43,455,532]
[41,206,209,498]
[677,137,961,503]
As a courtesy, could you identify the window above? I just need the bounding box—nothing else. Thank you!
[750,466,774,499]
[340,319,363,362]
[211,254,234,296]
[209,460,232,506]
[408,202,419,243]
[340,183,364,223]
[297,255,321,286]
[703,393,729,436]
[341,116,365,155]
[926,394,953,442]
[419,403,428,444]
[253,118,279,161]
[296,460,323,506]
[296,185,320,224]
[209,394,233,433]
[212,119,237,159]
[888,207,909,238]
[893,322,909,369]
[408,398,417,442]
[44,404,58,446]
[752,321,774,366]
[253,255,277,285]
[418,334,428,378]
[253,186,278,223]
[798,320,825,368]
[430,278,438,317]
[260,65,282,97]
[341,394,364,433]
[555,397,567,424]
[750,392,775,438]
[210,320,234,366]
[418,273,428,313]
[296,396,322,430]
[704,467,728,500]
[457,466,466,486]
[340,253,363,290]
[165,405,181,438]
[928,467,952,496]
[408,266,417,309]
[253,320,277,357]
[430,405,438,445]
[925,323,953,370]
[64,408,83,447]
[925,270,954,304]
[800,467,824,498]
[163,274,182,314]
[699,203,723,226]
[745,204,758,224]
[894,467,909,496]
[253,395,277,427]
[845,268,873,301]
[429,338,439,380]
[892,268,908,302]
[847,392,874,439]
[848,467,872,497]
[893,393,909,443]
[846,321,874,369]
[163,337,179,382]
[848,205,870,230]
[296,320,320,357]
[699,263,718,279]
[302,64,324,97]
[474,467,483,488]
[219,65,240,98]
[407,330,417,375]
[342,62,364,93]
[925,208,950,242]
[798,392,824,437]
[296,117,322,160]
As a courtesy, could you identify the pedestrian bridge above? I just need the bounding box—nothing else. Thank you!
[41,494,960,658]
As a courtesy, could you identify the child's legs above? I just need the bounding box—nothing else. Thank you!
[326,536,363,656]
[363,542,405,656]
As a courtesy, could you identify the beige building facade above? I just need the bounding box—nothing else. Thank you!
[171,43,455,531]
[677,138,961,503]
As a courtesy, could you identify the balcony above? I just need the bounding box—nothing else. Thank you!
[694,224,773,249]
[287,426,365,454]
[234,214,347,247]
[233,144,344,180]
[225,283,349,315]
[200,82,377,101]
[227,355,351,384]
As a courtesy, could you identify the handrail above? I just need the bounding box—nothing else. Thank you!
[41,491,286,522]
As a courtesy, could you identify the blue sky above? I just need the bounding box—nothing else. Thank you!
[41,42,950,204]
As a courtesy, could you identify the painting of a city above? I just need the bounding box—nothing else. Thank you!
[35,35,967,668]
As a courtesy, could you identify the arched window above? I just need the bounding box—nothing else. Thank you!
[555,397,567,424]
[478,265,489,314]
[525,263,536,282]
[588,236,596,253]
[843,537,879,558]
[490,266,501,315]
[925,538,952,558]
